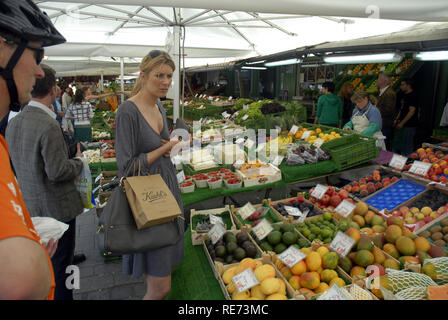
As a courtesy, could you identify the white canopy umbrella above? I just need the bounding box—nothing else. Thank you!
[35,1,446,120]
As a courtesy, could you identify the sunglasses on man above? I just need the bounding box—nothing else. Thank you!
[2,37,45,65]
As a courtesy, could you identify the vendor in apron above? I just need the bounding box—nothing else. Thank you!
[343,90,386,150]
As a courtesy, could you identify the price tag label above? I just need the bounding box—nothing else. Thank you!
[232,268,259,293]
[195,93,199,98]
[389,154,407,170]
[313,138,325,148]
[176,170,186,184]
[311,184,329,200]
[278,245,307,268]
[238,202,256,220]
[208,222,226,245]
[284,206,302,217]
[252,219,274,241]
[199,105,205,109]
[243,104,249,110]
[275,126,281,134]
[215,97,220,102]
[329,231,356,257]
[347,70,352,75]
[228,96,233,101]
[208,96,214,100]
[95,173,103,184]
[409,161,432,176]
[271,155,284,167]
[301,130,311,140]
[222,112,231,119]
[209,214,224,226]
[242,114,249,121]
[289,125,299,135]
[317,284,349,300]
[335,200,356,217]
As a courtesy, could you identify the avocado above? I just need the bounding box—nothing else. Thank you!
[280,223,294,233]
[297,238,309,248]
[282,231,298,245]
[272,224,282,232]
[260,241,274,252]
[215,245,226,257]
[233,247,246,261]
[224,233,237,244]
[274,243,287,254]
[225,255,234,264]
[267,230,282,246]
[226,241,238,254]
[245,244,257,258]
[338,256,352,273]
[236,232,250,246]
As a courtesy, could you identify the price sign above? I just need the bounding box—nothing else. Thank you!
[208,222,226,245]
[301,130,311,140]
[289,125,299,135]
[242,114,249,121]
[232,268,259,293]
[222,112,231,119]
[271,155,284,167]
[208,96,214,100]
[215,97,220,102]
[199,105,205,109]
[228,96,233,100]
[209,214,224,226]
[238,202,256,220]
[278,245,307,268]
[389,154,407,170]
[335,200,356,217]
[234,159,245,169]
[176,170,186,184]
[329,231,356,257]
[243,104,249,110]
[347,70,352,75]
[409,161,432,176]
[311,184,329,200]
[317,284,349,300]
[313,138,325,148]
[284,206,302,217]
[275,126,281,134]
[252,219,274,241]
[195,94,199,98]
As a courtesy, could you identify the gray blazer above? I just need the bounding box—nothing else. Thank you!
[6,105,84,222]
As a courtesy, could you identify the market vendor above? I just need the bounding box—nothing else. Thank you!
[343,91,386,149]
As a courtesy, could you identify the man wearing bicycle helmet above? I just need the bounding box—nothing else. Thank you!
[0,0,65,299]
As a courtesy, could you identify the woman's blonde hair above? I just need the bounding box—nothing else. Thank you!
[131,50,176,97]
[351,90,369,104]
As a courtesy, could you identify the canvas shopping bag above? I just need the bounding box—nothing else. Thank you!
[124,174,182,230]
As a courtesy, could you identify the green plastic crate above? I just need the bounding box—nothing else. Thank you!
[326,134,379,171]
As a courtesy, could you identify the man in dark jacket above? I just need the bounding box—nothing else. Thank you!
[376,72,396,150]
[6,64,84,300]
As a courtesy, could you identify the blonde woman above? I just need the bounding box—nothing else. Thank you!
[115,50,185,300]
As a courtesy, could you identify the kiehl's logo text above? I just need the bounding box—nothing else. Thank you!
[141,190,168,203]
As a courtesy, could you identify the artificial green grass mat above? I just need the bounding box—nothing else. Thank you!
[166,228,225,300]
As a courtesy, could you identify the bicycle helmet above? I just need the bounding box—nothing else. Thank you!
[0,0,66,111]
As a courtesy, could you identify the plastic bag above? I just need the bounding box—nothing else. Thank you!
[286,152,305,166]
[74,157,93,208]
[31,217,69,246]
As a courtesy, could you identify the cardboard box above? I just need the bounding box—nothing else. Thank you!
[215,254,303,300]
[190,206,236,246]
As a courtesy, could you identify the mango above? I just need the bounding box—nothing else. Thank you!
[316,246,330,258]
[395,236,416,256]
[371,215,385,226]
[236,258,258,274]
[222,266,238,284]
[260,278,281,295]
[373,246,386,265]
[315,282,330,294]
[372,225,386,233]
[345,227,361,244]
[383,243,400,260]
[321,269,338,284]
[250,285,266,299]
[300,271,320,290]
[305,251,322,271]
[354,202,369,216]
[414,237,431,252]
[364,211,376,224]
[355,250,375,267]
[352,215,366,227]
[291,260,307,275]
[265,293,287,300]
[383,258,400,270]
[288,275,301,290]
[350,266,366,277]
[322,252,339,270]
[329,277,346,287]
[385,225,402,244]
[280,266,293,281]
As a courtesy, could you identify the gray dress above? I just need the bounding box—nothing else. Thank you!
[115,100,185,278]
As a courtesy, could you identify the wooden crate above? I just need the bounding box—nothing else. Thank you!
[190,206,236,246]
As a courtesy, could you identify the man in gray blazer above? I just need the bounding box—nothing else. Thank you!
[6,64,84,300]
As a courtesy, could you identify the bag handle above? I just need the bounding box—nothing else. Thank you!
[132,159,142,177]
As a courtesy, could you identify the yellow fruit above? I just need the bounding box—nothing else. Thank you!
[414,237,431,252]
[227,282,236,295]
[383,258,400,270]
[288,275,301,290]
[395,236,416,256]
[322,252,339,270]
[300,271,320,290]
[265,293,287,300]
[354,202,369,216]
[316,246,330,258]
[254,260,263,269]
[250,285,266,300]
[254,264,276,282]
[222,266,238,284]
[305,252,322,271]
[278,279,286,296]
[321,269,338,284]
[315,282,330,294]
[373,246,386,265]
[232,290,250,300]
[350,266,367,277]
[260,278,281,295]
[291,260,307,275]
[329,277,346,287]
[280,266,293,281]
[236,258,257,274]
[385,225,403,244]
[301,247,312,255]
[274,258,285,270]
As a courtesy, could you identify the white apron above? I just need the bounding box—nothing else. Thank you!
[352,105,386,150]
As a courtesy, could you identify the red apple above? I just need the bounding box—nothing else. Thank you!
[320,194,330,206]
[330,195,342,207]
